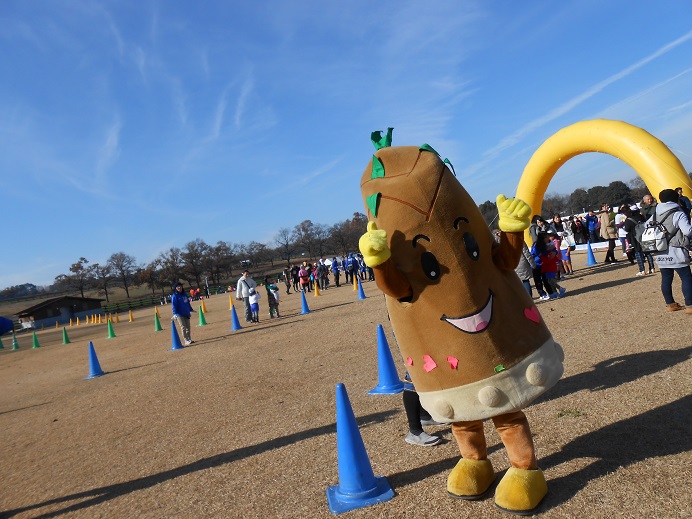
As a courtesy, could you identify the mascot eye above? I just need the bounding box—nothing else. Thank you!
[421,251,440,280]
[463,232,480,261]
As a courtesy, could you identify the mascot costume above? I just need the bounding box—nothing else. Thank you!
[359,129,564,514]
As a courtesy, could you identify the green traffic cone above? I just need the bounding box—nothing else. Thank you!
[154,312,163,332]
[62,327,71,344]
[198,306,207,326]
[0,335,4,349]
[107,319,116,339]
[32,331,40,349]
[12,332,19,350]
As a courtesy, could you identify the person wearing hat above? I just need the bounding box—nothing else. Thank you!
[171,282,195,345]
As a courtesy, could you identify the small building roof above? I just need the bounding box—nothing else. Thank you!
[17,296,104,317]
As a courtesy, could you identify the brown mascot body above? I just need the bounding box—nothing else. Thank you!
[359,130,564,514]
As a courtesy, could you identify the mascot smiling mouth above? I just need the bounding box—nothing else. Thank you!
[441,291,494,334]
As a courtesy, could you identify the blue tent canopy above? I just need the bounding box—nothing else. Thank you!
[0,316,14,336]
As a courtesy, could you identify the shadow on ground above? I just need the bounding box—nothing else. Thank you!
[2,410,397,518]
[537,345,692,404]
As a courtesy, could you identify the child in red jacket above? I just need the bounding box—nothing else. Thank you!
[536,232,566,299]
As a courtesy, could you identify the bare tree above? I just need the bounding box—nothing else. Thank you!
[328,221,350,256]
[107,252,137,298]
[275,227,296,266]
[54,257,94,298]
[135,259,163,296]
[158,247,185,288]
[312,223,330,259]
[92,263,113,302]
[181,239,210,287]
[292,220,317,260]
[245,241,268,268]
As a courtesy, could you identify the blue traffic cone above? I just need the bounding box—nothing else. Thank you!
[586,242,598,266]
[368,325,406,394]
[357,279,367,301]
[85,341,105,379]
[230,306,243,331]
[170,322,185,350]
[326,383,395,514]
[300,291,311,315]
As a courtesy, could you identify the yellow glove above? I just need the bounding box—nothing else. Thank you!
[359,221,391,267]
[496,194,531,233]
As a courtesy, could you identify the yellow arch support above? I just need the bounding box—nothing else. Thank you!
[517,119,691,243]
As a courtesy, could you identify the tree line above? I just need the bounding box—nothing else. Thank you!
[478,175,692,230]
[4,172,690,301]
[1,213,369,302]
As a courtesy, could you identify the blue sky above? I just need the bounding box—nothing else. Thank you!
[2,1,691,288]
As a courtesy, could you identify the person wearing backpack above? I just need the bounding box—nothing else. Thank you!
[622,205,655,276]
[648,189,692,313]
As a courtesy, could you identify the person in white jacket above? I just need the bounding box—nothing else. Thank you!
[649,189,692,313]
[236,271,257,323]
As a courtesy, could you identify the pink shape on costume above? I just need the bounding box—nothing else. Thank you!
[523,306,541,323]
[446,356,459,369]
[406,356,413,366]
[422,355,437,372]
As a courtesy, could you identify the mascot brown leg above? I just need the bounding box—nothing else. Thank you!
[492,411,547,514]
[447,421,496,499]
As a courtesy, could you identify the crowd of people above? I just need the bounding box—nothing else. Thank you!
[524,187,692,313]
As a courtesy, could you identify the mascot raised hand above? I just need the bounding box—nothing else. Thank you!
[359,129,564,514]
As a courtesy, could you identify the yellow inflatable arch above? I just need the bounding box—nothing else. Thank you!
[516,119,692,242]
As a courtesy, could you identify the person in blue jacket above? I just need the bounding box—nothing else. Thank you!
[171,282,195,345]
[585,210,600,243]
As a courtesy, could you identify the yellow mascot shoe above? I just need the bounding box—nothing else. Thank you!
[447,458,495,499]
[494,467,547,515]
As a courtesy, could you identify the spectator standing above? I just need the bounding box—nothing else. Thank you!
[529,215,549,244]
[171,282,195,345]
[265,276,281,318]
[676,187,692,218]
[615,209,628,257]
[344,254,357,285]
[640,194,657,220]
[585,210,599,243]
[622,205,655,276]
[236,271,257,323]
[282,267,292,295]
[530,239,556,301]
[291,265,300,293]
[650,189,692,313]
[316,260,329,291]
[535,232,566,299]
[599,204,618,263]
[331,257,341,287]
[248,288,261,323]
[298,264,311,292]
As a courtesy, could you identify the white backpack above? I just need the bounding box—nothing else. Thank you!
[640,208,680,254]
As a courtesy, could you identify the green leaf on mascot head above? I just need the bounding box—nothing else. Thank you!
[371,155,385,179]
[443,158,456,176]
[366,192,381,217]
[419,143,439,155]
[371,127,394,150]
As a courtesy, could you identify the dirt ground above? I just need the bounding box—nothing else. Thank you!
[1,250,690,519]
